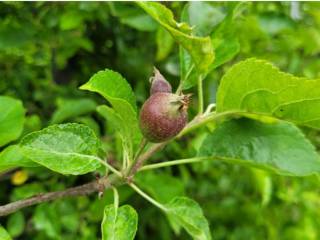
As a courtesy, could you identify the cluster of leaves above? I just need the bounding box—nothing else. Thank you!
[1,2,320,240]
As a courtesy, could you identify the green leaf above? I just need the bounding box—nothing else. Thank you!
[97,105,141,160]
[108,2,157,32]
[7,211,25,238]
[165,197,211,240]
[51,98,97,124]
[0,96,25,146]
[80,69,137,111]
[211,4,241,69]
[89,186,134,222]
[0,225,12,240]
[120,14,158,32]
[216,58,320,129]
[22,114,42,136]
[183,2,226,37]
[211,37,239,69]
[101,204,138,240]
[137,2,214,74]
[75,116,101,137]
[156,27,174,61]
[80,69,141,157]
[0,145,38,173]
[135,171,185,203]
[180,3,240,89]
[20,123,102,175]
[198,118,320,176]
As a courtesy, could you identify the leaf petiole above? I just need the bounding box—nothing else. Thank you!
[125,138,148,176]
[133,138,148,163]
[129,183,167,212]
[177,110,242,137]
[176,64,195,94]
[112,186,119,214]
[140,156,215,171]
[96,157,122,177]
[197,74,204,114]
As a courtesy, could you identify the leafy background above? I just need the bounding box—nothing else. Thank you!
[1,2,320,239]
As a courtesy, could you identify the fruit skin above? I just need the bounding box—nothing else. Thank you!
[139,92,189,143]
[150,68,172,95]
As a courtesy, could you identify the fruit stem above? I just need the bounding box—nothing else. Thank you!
[197,74,204,114]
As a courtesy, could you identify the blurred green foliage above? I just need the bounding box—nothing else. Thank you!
[1,2,320,239]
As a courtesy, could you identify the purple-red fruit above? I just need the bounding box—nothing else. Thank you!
[139,92,189,143]
[150,68,172,95]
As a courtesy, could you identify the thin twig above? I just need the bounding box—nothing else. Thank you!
[0,142,167,216]
[0,110,236,217]
[0,174,120,217]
